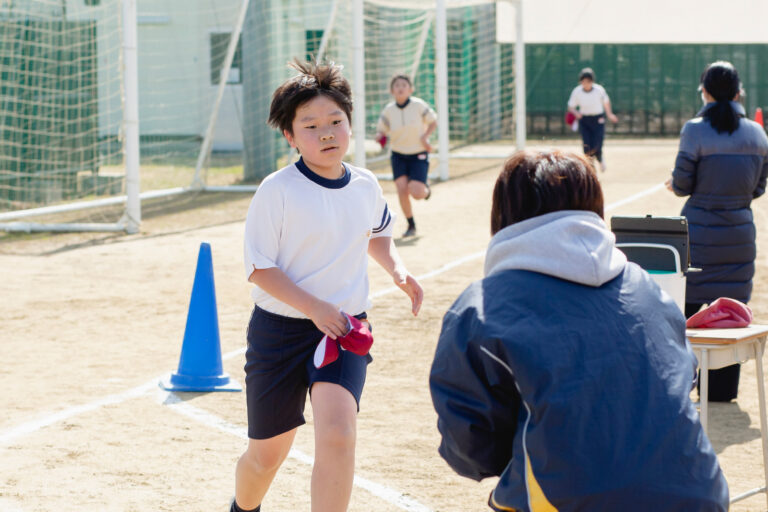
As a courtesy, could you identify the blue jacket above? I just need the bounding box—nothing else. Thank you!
[429,211,728,512]
[672,101,768,303]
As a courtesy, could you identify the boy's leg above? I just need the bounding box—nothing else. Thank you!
[310,382,358,512]
[579,118,591,157]
[235,428,298,510]
[394,175,413,218]
[408,180,429,199]
[594,119,606,166]
[395,175,417,236]
[407,153,430,200]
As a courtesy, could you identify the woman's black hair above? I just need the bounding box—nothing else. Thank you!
[490,150,604,235]
[579,67,595,82]
[700,61,741,135]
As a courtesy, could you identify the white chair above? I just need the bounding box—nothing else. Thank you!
[616,242,685,312]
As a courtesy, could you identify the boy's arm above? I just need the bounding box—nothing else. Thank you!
[603,97,618,123]
[567,88,582,119]
[368,236,423,316]
[421,120,437,152]
[248,267,349,339]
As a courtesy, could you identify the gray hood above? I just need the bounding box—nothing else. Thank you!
[484,210,627,287]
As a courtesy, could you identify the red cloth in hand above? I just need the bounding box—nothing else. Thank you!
[313,314,374,368]
[375,134,387,148]
[685,297,753,328]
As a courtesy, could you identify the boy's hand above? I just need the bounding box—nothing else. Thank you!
[420,135,433,153]
[308,300,348,340]
[393,267,423,316]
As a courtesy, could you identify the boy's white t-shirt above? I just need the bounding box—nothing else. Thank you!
[376,96,437,155]
[567,84,609,116]
[243,158,394,318]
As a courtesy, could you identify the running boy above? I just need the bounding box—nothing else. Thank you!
[567,67,618,172]
[375,74,437,237]
[232,60,423,512]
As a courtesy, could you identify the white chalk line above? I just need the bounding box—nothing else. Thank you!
[605,182,665,213]
[0,381,157,446]
[0,181,665,501]
[161,392,433,512]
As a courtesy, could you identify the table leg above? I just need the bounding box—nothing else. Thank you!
[700,348,709,434]
[753,339,768,508]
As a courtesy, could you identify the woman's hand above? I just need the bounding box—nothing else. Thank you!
[393,266,423,316]
[665,178,674,192]
[308,300,348,340]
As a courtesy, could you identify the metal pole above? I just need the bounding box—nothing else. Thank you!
[435,0,449,180]
[316,0,339,62]
[122,0,141,233]
[410,11,434,83]
[192,0,251,189]
[352,0,366,168]
[514,0,526,149]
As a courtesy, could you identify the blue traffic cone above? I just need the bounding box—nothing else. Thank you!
[160,242,241,392]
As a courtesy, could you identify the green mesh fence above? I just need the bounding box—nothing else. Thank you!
[524,43,768,137]
[0,19,100,206]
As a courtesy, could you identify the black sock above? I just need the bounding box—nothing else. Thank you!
[407,216,415,229]
[232,500,260,512]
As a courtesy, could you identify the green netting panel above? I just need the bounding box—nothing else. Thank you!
[0,18,99,206]
[524,43,768,137]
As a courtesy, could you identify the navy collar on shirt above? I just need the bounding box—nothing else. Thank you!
[295,157,350,189]
[396,98,411,109]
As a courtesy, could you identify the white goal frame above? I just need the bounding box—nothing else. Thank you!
[0,0,526,233]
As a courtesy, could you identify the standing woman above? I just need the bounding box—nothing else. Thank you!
[667,61,768,402]
[567,67,618,172]
[376,74,437,237]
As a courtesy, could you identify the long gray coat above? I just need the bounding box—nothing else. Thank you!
[671,101,768,304]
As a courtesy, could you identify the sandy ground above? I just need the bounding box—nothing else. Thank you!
[2,139,768,511]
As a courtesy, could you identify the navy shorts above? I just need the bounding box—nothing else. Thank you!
[244,305,372,440]
[391,151,429,183]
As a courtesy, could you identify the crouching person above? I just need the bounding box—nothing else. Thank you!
[429,150,728,511]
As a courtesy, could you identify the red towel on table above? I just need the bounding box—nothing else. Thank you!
[685,297,753,328]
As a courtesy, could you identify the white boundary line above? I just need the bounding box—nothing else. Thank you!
[162,392,433,512]
[0,182,665,467]
[604,182,665,213]
[0,183,663,446]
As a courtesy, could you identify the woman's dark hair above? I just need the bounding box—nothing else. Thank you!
[579,67,595,82]
[490,150,604,235]
[389,74,412,90]
[700,61,741,135]
[268,59,353,135]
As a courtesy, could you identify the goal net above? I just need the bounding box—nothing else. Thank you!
[0,0,518,232]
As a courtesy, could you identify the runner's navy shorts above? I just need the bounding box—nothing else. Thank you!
[391,150,429,183]
[244,305,372,440]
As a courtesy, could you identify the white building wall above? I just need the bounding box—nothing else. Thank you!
[497,0,768,44]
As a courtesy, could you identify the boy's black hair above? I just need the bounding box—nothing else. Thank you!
[268,59,353,135]
[579,67,595,82]
[389,73,412,90]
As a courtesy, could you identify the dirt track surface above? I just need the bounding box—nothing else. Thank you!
[2,139,768,511]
